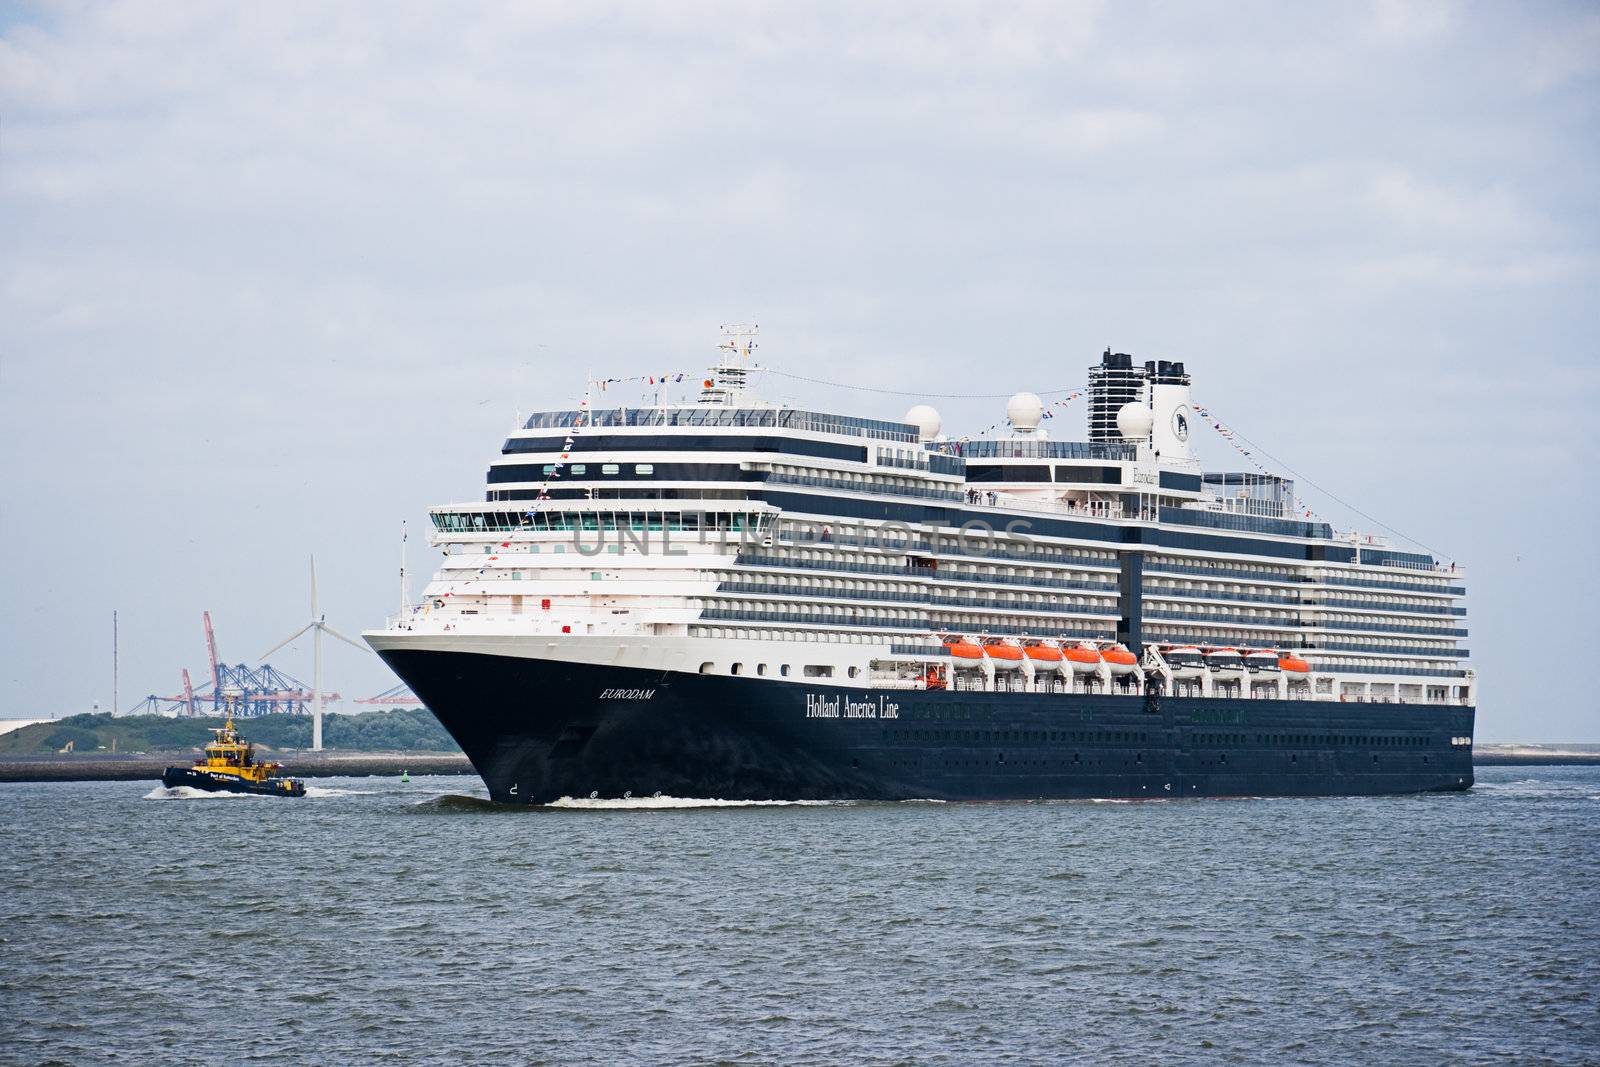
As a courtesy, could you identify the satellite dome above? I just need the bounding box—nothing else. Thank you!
[1006,392,1044,432]
[904,404,942,441]
[1117,401,1155,441]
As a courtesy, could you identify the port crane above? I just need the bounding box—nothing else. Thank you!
[126,610,339,717]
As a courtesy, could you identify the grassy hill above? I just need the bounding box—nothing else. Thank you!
[0,708,460,755]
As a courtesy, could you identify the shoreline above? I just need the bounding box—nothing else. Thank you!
[0,751,472,783]
[0,746,1595,784]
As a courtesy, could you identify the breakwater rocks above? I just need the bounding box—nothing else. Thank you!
[0,751,472,783]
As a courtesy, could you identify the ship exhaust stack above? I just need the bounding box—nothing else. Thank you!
[1146,359,1195,466]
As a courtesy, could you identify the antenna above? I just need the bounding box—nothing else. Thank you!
[399,521,410,617]
[261,555,366,751]
[701,323,760,406]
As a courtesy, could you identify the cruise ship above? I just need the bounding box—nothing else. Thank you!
[365,334,1475,803]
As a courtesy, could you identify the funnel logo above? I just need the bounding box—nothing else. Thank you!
[1173,408,1190,442]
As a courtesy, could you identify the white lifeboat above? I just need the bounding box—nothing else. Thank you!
[1244,649,1280,673]
[1205,647,1246,674]
[1163,646,1206,680]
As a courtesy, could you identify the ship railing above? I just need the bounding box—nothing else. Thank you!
[770,529,1119,571]
[1318,574,1466,596]
[734,552,1118,594]
[716,581,1121,621]
[1313,597,1467,617]
[1145,587,1304,607]
[982,492,1127,520]
[761,471,965,503]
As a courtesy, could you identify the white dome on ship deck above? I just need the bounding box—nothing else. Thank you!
[1117,401,1154,440]
[1006,392,1044,432]
[904,404,942,441]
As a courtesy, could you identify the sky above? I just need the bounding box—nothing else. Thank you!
[1,1,1596,740]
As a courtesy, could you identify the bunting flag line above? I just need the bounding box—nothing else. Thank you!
[594,372,689,392]
[1191,403,1320,521]
[944,391,1086,448]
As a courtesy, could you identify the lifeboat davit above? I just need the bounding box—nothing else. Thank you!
[1064,644,1103,675]
[1205,647,1245,674]
[983,642,1024,669]
[1101,643,1138,677]
[1024,644,1064,671]
[1278,654,1312,674]
[944,640,984,663]
[1163,646,1206,680]
[1244,649,1280,673]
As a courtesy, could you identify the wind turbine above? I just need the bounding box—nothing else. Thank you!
[263,556,365,751]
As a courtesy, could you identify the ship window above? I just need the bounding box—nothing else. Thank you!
[699,662,714,674]
[731,663,744,675]
[757,664,768,676]
[847,666,860,679]
[780,665,791,677]
[804,665,834,678]
[635,463,654,475]
[603,464,620,475]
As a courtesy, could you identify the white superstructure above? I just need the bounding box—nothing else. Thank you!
[367,342,1473,710]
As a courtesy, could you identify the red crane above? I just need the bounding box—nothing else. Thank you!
[203,611,221,692]
[181,668,198,718]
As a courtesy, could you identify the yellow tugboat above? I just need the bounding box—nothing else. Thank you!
[161,697,306,797]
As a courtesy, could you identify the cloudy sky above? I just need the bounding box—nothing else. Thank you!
[2,1,1596,740]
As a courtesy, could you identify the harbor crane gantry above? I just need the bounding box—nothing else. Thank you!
[125,611,341,718]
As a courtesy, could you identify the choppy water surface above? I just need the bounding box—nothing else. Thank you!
[2,768,1596,1065]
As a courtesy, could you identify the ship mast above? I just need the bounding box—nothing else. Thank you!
[698,323,759,406]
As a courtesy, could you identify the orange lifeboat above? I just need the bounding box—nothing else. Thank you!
[1064,644,1103,675]
[1278,654,1312,674]
[1024,644,1064,671]
[945,640,984,661]
[983,642,1024,669]
[1102,644,1138,677]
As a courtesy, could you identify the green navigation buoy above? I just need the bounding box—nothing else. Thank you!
[400,769,410,783]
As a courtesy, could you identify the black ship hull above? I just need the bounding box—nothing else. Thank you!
[379,648,1475,805]
[161,766,307,797]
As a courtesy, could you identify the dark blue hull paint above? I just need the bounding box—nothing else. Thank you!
[379,648,1475,805]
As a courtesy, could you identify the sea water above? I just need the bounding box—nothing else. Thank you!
[1,767,1596,1064]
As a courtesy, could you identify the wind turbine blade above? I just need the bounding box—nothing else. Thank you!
[261,622,314,661]
[319,622,368,653]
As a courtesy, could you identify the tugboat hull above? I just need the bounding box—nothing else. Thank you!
[161,766,306,797]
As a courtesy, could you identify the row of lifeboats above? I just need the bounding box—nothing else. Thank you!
[936,638,1313,680]
[1158,645,1311,678]
[941,637,1140,677]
